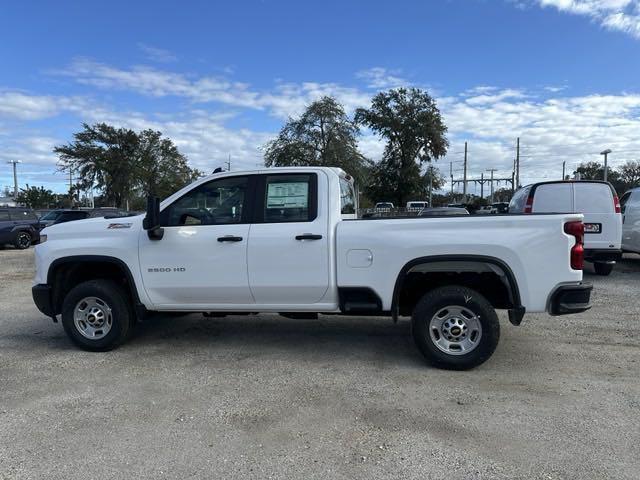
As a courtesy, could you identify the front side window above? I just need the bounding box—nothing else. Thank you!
[263,174,314,223]
[161,176,248,226]
[339,178,356,215]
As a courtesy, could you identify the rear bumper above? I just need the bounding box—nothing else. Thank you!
[32,284,55,318]
[549,283,593,315]
[585,249,621,263]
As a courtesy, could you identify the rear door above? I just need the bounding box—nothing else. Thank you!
[247,172,330,305]
[531,183,573,212]
[621,190,640,253]
[573,183,621,250]
[0,210,12,243]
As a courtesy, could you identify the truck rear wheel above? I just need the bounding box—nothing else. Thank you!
[61,280,133,351]
[411,286,500,370]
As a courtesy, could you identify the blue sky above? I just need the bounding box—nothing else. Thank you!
[1,0,640,195]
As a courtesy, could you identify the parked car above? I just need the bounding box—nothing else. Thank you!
[39,209,90,227]
[418,207,469,216]
[374,202,394,210]
[620,187,640,254]
[33,167,591,370]
[475,206,493,215]
[0,207,41,249]
[510,180,622,275]
[88,207,131,218]
[406,201,428,211]
[491,202,510,214]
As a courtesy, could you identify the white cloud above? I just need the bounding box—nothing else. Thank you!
[137,43,177,63]
[525,0,640,38]
[0,91,85,120]
[356,67,408,89]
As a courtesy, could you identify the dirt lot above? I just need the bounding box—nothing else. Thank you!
[0,248,639,479]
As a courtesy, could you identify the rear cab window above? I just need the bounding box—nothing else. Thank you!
[509,186,531,213]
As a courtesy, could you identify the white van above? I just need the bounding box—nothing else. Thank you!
[510,180,622,275]
[620,187,640,254]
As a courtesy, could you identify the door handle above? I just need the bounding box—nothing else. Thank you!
[295,233,323,240]
[217,235,243,242]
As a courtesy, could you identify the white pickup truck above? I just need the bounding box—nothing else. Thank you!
[32,167,592,369]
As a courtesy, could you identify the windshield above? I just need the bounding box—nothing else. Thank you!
[40,211,60,221]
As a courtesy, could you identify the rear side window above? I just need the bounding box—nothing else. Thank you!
[339,178,356,215]
[532,184,573,213]
[509,187,530,213]
[10,210,37,221]
[574,183,614,214]
[0,211,9,221]
[263,174,315,223]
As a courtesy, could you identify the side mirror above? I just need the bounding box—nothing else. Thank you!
[143,196,164,240]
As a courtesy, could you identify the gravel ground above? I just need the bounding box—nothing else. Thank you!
[0,248,639,479]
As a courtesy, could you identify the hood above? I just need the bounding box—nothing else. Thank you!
[42,214,144,238]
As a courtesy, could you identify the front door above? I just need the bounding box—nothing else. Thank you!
[139,175,255,307]
[622,190,640,253]
[247,172,330,305]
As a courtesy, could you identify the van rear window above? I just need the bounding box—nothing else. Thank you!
[574,183,614,213]
[533,183,572,212]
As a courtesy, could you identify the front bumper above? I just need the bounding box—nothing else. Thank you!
[584,249,622,263]
[32,284,55,318]
[549,283,593,315]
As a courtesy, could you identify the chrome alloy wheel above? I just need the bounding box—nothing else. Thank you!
[428,305,482,355]
[73,297,113,340]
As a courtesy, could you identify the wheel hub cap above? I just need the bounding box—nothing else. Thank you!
[73,297,113,340]
[429,306,482,355]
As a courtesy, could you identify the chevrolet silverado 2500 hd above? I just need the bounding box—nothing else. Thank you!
[32,167,592,369]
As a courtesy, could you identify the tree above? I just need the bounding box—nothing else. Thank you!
[575,161,624,194]
[16,185,57,208]
[54,123,200,208]
[355,88,448,206]
[264,96,371,185]
[136,129,202,199]
[618,160,640,192]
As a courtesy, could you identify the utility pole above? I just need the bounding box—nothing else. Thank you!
[449,162,454,196]
[515,137,520,189]
[486,168,498,203]
[463,141,468,197]
[562,161,566,180]
[7,160,21,198]
[480,172,484,199]
[428,164,433,208]
[226,154,231,171]
[600,149,611,182]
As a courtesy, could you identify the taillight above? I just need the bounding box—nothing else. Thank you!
[613,195,621,214]
[523,195,533,214]
[564,221,584,270]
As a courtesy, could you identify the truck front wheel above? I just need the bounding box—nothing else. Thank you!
[61,280,134,351]
[411,286,500,370]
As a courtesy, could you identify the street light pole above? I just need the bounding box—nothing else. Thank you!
[7,160,21,198]
[600,149,612,182]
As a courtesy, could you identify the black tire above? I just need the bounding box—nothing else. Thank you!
[61,279,134,351]
[411,286,500,370]
[14,231,32,250]
[593,262,614,276]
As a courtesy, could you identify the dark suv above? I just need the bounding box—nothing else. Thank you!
[0,208,41,249]
[39,209,90,227]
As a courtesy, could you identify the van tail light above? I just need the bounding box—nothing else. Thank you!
[523,195,533,214]
[613,195,621,214]
[564,221,584,270]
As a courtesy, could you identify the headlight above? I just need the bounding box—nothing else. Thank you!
[39,234,47,244]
